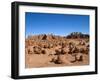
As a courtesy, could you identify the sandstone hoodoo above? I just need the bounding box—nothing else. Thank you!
[25,32,89,68]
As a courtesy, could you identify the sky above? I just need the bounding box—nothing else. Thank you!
[25,12,89,37]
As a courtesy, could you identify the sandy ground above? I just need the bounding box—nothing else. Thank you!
[25,54,89,68]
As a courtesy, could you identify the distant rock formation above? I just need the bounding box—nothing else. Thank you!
[66,32,89,39]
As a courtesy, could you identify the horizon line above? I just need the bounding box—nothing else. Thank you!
[25,32,89,38]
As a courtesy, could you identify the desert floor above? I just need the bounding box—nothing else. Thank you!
[25,34,89,68]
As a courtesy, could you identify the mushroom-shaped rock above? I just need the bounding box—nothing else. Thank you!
[76,53,83,61]
[34,46,41,54]
[27,46,34,54]
[57,55,73,64]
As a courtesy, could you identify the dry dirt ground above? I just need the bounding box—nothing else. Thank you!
[25,34,89,68]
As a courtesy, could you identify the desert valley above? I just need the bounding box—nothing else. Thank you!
[25,32,89,68]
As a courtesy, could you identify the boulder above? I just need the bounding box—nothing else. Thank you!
[76,53,83,61]
[27,46,34,54]
[33,46,41,54]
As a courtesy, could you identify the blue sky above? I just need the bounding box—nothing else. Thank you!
[25,12,89,37]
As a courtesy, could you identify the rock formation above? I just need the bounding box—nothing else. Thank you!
[25,32,89,68]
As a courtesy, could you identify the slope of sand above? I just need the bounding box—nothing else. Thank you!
[25,33,89,68]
